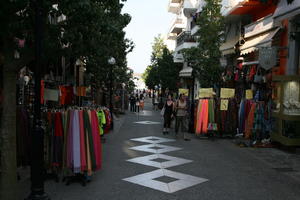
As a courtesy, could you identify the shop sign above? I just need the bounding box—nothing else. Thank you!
[246,90,253,100]
[220,99,229,111]
[220,88,235,98]
[198,88,213,98]
[259,47,278,70]
[179,88,189,96]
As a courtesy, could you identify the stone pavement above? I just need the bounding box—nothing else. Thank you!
[20,98,300,200]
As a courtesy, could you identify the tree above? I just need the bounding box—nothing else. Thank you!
[157,48,181,91]
[182,0,224,88]
[143,35,180,92]
[0,1,133,199]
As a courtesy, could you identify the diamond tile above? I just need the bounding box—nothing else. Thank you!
[123,169,208,193]
[130,136,175,144]
[126,154,192,168]
[129,144,182,154]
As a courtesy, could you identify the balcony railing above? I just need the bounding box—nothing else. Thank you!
[176,31,197,46]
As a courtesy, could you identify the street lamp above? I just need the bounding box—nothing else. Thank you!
[26,0,50,199]
[108,57,116,129]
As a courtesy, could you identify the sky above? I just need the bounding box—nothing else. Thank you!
[122,0,174,74]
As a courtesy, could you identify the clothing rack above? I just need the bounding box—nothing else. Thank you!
[42,107,109,186]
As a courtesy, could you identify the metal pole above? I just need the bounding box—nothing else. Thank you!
[26,0,49,199]
[109,65,114,129]
[189,76,195,133]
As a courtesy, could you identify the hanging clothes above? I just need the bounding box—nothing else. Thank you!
[195,99,215,135]
[245,102,256,139]
[72,110,81,173]
[97,110,106,135]
[53,112,63,167]
[79,110,87,171]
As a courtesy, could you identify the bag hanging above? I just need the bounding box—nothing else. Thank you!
[254,67,263,83]
[160,107,165,116]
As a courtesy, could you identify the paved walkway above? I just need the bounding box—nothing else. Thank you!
[21,98,300,200]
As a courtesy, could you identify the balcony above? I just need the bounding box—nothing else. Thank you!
[183,0,198,17]
[168,17,186,39]
[176,31,196,46]
[168,0,183,14]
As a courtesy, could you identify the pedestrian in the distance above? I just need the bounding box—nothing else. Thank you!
[139,93,145,111]
[152,94,156,110]
[175,94,190,141]
[163,94,174,135]
[129,94,136,112]
[135,94,140,113]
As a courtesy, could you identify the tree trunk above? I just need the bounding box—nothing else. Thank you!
[0,66,17,200]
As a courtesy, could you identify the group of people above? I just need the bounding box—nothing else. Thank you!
[161,94,190,141]
[129,93,145,113]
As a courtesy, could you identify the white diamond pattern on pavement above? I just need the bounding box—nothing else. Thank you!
[133,121,161,125]
[127,154,192,169]
[131,136,175,144]
[123,136,209,193]
[123,169,208,193]
[129,143,182,154]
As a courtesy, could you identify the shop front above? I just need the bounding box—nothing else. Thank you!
[270,0,300,145]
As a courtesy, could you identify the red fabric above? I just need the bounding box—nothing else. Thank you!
[91,110,102,170]
[41,80,44,104]
[237,63,243,70]
[249,65,256,81]
[79,110,87,171]
[202,100,209,134]
[59,86,74,105]
[77,87,87,97]
[54,112,63,137]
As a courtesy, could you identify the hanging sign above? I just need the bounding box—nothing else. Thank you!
[44,89,59,102]
[220,99,229,111]
[246,90,253,100]
[220,88,235,98]
[198,88,213,98]
[259,47,278,70]
[179,88,189,96]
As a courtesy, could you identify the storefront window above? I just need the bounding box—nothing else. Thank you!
[282,81,300,115]
[272,82,281,113]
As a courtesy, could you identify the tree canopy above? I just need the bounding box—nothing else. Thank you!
[0,1,133,199]
[182,0,224,88]
[143,35,180,91]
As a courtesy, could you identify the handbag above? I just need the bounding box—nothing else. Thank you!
[160,106,165,116]
[254,67,262,83]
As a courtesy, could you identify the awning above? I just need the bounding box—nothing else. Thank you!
[240,27,280,55]
[179,67,193,77]
[220,37,239,56]
[273,0,300,22]
[229,0,276,16]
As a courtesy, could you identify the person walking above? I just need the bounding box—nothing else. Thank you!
[154,95,159,111]
[129,94,136,112]
[139,93,145,111]
[175,94,190,141]
[163,94,174,135]
[135,94,140,113]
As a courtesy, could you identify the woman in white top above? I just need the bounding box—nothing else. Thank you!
[175,94,190,141]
